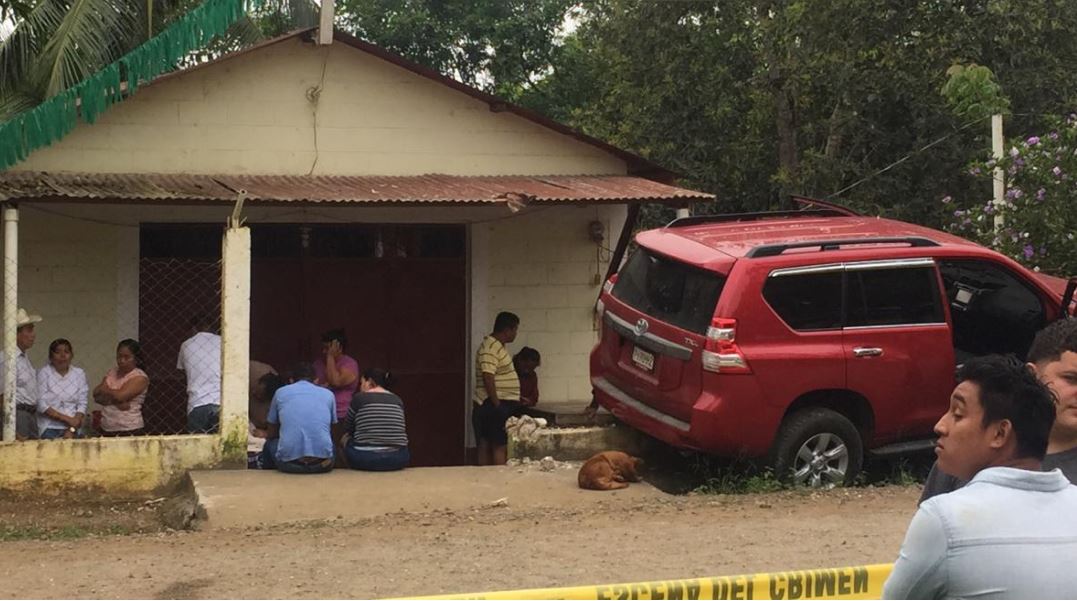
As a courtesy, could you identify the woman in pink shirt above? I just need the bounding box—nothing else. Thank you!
[313,328,359,419]
[93,339,150,436]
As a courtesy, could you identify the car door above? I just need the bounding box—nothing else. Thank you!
[842,259,955,443]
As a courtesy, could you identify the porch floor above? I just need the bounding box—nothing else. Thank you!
[189,464,664,529]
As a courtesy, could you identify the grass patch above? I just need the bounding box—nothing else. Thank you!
[694,469,784,495]
[0,523,135,542]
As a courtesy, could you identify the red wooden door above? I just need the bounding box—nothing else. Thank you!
[249,224,467,466]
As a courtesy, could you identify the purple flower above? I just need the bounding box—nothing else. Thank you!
[968,167,982,176]
[1014,158,1025,168]
[1027,136,1040,146]
[1037,188,1046,201]
[1054,166,1063,177]
[941,195,952,204]
[1010,146,1021,157]
[953,209,965,217]
[984,203,995,214]
[1050,131,1060,140]
[1023,244,1035,260]
[1005,188,1023,200]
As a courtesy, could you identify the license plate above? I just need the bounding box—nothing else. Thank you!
[632,346,655,371]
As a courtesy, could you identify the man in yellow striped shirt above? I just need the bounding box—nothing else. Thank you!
[473,312,520,465]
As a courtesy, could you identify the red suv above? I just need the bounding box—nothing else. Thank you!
[591,208,1075,487]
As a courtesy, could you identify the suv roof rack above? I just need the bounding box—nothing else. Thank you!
[746,236,940,258]
[789,195,861,216]
[666,208,851,228]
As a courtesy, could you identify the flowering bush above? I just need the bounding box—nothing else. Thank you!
[945,116,1077,276]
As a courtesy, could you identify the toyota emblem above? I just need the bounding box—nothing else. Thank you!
[634,318,649,336]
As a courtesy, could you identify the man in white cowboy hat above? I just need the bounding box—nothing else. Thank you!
[0,308,42,440]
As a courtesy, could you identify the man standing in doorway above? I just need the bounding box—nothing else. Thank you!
[473,311,520,465]
[178,315,222,434]
[0,308,42,440]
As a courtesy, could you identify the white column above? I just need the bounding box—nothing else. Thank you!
[219,226,250,465]
[2,205,17,442]
[676,206,691,220]
[318,0,334,45]
[992,113,1005,230]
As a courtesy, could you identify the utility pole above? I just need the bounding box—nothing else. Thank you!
[992,113,1004,231]
[318,0,334,45]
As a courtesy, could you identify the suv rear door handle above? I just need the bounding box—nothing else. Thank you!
[853,347,883,358]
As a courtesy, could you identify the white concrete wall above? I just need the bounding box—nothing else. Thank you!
[7,202,626,427]
[473,204,628,407]
[14,37,627,177]
[1,207,128,385]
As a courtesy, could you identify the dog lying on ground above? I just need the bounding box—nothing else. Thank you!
[577,451,643,491]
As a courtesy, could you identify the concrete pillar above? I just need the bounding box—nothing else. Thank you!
[2,205,16,442]
[219,226,250,465]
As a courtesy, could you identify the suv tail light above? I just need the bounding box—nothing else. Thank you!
[603,273,618,295]
[702,317,752,374]
[597,274,618,319]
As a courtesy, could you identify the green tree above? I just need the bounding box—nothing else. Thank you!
[336,0,575,100]
[0,0,311,121]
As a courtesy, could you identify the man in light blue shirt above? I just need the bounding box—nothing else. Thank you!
[263,362,336,474]
[884,354,1077,599]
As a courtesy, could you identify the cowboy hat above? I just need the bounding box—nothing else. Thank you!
[16,308,42,328]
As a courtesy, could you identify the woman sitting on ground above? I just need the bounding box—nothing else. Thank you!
[93,339,149,437]
[341,368,409,471]
[36,338,89,439]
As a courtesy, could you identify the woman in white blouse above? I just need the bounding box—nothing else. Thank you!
[36,338,89,440]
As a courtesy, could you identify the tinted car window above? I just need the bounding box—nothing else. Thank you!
[846,266,944,327]
[763,271,844,331]
[612,249,725,334]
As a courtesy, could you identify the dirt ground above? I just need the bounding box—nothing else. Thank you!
[0,484,920,599]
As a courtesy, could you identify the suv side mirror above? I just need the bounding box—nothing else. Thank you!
[1062,277,1077,318]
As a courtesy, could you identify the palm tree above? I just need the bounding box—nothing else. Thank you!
[0,0,316,121]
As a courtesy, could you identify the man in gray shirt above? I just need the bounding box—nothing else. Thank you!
[883,354,1077,599]
[920,318,1077,502]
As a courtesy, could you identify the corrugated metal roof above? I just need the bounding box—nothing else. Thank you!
[0,171,713,205]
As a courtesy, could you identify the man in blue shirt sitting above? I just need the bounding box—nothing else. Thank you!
[883,354,1077,599]
[262,362,337,474]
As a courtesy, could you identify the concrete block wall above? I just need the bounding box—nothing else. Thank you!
[1,208,128,386]
[14,37,626,178]
[481,204,627,405]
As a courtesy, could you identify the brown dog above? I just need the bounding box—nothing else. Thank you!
[577,451,643,490]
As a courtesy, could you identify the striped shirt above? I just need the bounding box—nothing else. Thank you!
[346,391,408,448]
[473,335,519,404]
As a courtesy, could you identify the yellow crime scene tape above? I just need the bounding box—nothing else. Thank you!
[404,563,894,600]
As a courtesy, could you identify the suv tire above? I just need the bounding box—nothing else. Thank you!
[771,408,863,488]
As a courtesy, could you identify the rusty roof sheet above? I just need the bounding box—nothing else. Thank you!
[0,171,713,205]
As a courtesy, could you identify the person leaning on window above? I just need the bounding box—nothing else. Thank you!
[36,338,89,440]
[341,368,410,471]
[93,339,149,437]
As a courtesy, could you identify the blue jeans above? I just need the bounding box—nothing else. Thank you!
[261,438,333,474]
[40,428,81,440]
[344,444,410,471]
[187,404,220,434]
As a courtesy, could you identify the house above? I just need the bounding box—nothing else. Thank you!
[0,28,711,490]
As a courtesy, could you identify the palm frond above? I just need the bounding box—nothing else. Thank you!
[36,0,141,96]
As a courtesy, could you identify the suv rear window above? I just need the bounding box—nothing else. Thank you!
[612,248,725,334]
[763,271,844,331]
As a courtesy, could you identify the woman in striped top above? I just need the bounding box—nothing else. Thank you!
[341,368,410,471]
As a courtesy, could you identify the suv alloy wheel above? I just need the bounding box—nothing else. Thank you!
[771,408,864,488]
